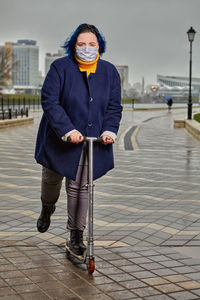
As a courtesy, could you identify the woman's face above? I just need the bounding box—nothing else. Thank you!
[76,32,99,50]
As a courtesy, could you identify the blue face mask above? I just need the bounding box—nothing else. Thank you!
[76,46,98,62]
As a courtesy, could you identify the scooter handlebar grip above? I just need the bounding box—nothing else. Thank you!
[96,137,103,143]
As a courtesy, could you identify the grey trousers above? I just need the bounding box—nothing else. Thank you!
[41,148,88,231]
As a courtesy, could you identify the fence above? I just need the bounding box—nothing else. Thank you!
[0,95,41,120]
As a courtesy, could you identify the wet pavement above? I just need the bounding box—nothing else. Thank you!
[0,107,200,299]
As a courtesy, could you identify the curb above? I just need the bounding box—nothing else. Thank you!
[174,119,200,141]
[131,125,141,149]
[120,124,141,151]
[0,117,34,129]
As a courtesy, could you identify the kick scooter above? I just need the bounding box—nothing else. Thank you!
[66,136,102,274]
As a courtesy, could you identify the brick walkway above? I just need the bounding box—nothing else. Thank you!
[0,107,200,299]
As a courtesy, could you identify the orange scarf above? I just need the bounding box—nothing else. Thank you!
[75,53,99,77]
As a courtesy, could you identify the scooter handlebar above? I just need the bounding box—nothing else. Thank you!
[66,136,103,143]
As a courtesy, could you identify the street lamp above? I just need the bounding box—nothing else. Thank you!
[187,26,196,119]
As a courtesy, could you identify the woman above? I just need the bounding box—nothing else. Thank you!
[35,23,122,255]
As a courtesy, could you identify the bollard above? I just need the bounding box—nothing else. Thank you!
[23,97,25,112]
[25,108,29,117]
[1,95,3,111]
[21,108,24,118]
[8,108,12,119]
[13,97,15,110]
[132,99,134,110]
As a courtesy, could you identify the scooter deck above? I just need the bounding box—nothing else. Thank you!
[66,240,95,274]
[65,240,87,263]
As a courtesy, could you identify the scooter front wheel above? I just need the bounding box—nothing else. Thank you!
[66,248,70,257]
[87,258,95,274]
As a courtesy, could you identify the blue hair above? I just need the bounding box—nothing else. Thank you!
[62,23,106,60]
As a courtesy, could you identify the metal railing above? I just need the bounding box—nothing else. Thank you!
[0,95,41,120]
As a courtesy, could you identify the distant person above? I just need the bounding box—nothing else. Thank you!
[34,23,122,255]
[165,96,173,110]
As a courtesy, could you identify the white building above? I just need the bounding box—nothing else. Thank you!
[11,40,39,91]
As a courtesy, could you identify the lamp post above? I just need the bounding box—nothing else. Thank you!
[187,26,196,120]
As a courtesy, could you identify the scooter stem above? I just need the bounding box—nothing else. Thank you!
[85,137,97,258]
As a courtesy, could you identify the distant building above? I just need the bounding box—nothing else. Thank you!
[38,70,44,88]
[45,49,65,76]
[157,74,200,93]
[115,65,129,97]
[12,40,39,92]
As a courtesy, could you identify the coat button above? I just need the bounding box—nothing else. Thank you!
[88,123,92,127]
[90,97,93,102]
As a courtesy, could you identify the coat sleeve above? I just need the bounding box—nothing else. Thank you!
[101,68,122,135]
[41,63,75,138]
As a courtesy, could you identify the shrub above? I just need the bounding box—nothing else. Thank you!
[194,113,200,123]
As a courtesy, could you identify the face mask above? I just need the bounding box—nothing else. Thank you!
[76,46,98,62]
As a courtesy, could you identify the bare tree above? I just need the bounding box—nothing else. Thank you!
[0,46,18,87]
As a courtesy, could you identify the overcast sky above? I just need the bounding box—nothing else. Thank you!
[0,0,200,85]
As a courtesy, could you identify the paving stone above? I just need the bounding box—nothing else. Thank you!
[0,287,17,297]
[97,267,122,275]
[168,291,199,299]
[12,283,41,294]
[164,274,191,283]
[4,277,32,287]
[89,295,113,300]
[120,279,147,289]
[154,283,183,293]
[92,276,113,285]
[151,268,177,276]
[144,295,174,300]
[176,281,200,290]
[142,276,170,286]
[21,292,51,299]
[132,286,161,297]
[0,271,24,279]
[108,289,138,299]
[97,283,125,293]
[119,264,144,272]
[106,273,134,282]
[0,296,23,300]
[132,270,159,279]
[185,273,200,281]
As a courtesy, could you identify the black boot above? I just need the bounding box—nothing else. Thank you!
[37,204,56,233]
[69,230,82,255]
[76,230,86,255]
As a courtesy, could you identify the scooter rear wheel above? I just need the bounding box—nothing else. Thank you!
[87,258,95,274]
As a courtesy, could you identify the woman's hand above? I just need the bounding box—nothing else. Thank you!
[102,135,114,145]
[69,130,84,143]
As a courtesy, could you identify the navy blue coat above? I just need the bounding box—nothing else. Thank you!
[35,56,122,180]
